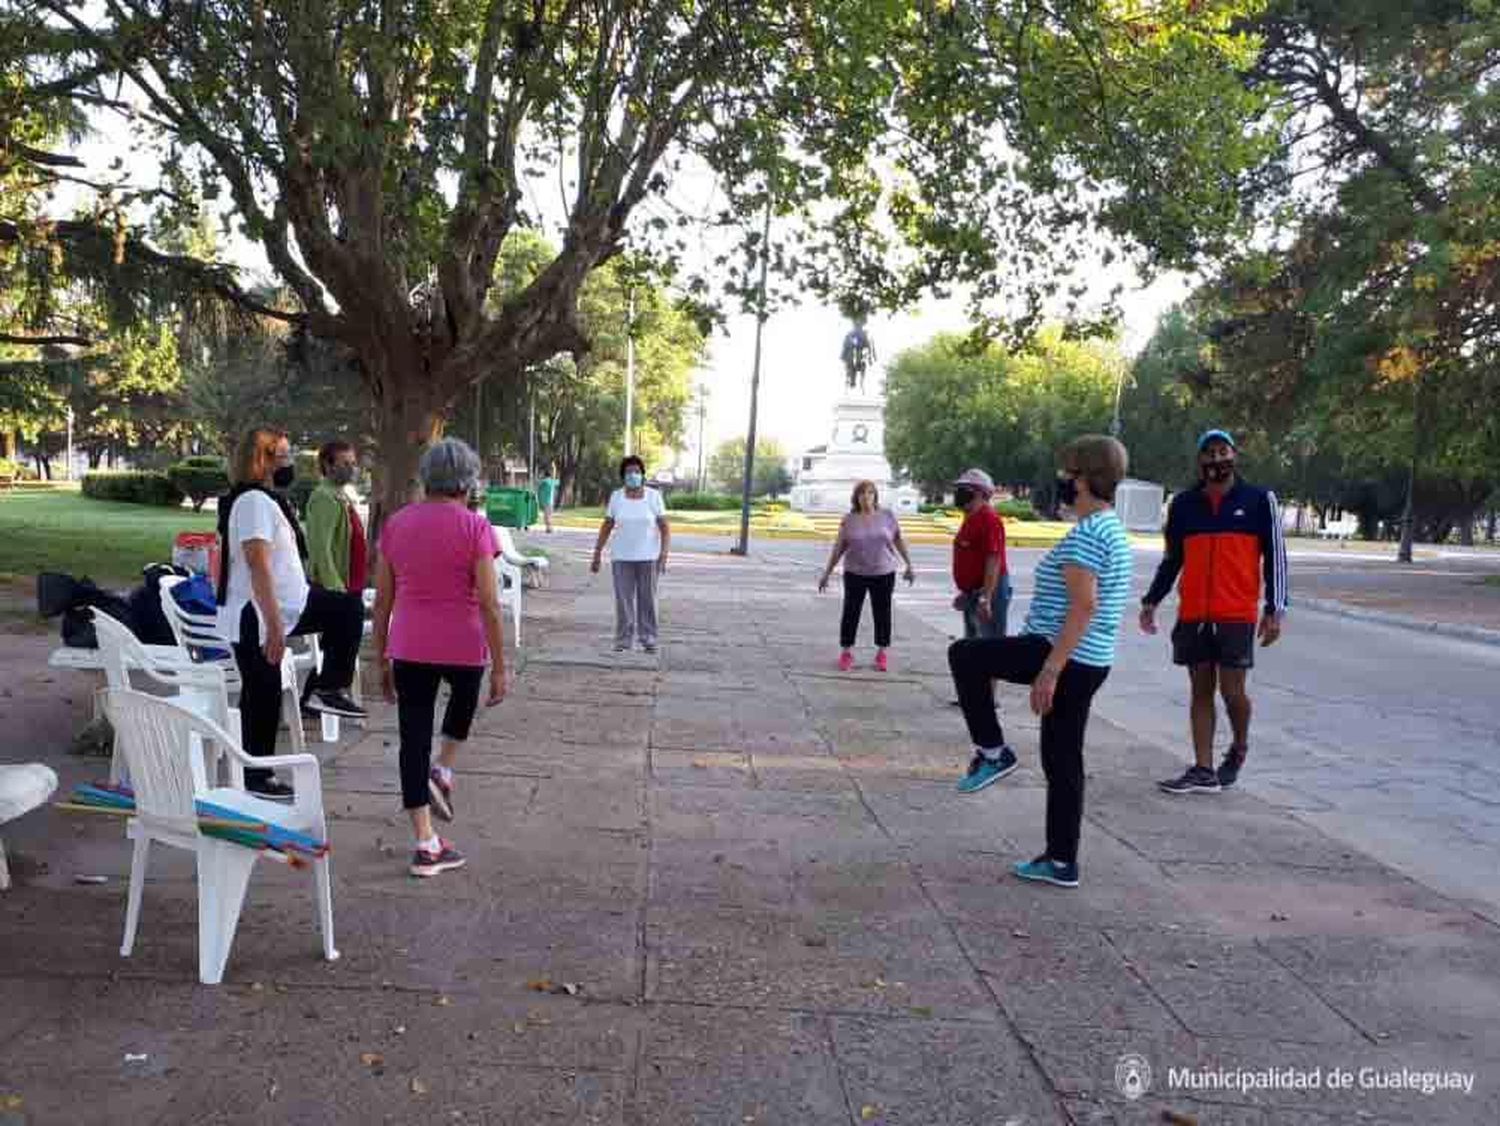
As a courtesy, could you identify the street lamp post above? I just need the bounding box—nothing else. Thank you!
[66,406,74,481]
[733,196,774,557]
[624,289,636,456]
[695,385,708,492]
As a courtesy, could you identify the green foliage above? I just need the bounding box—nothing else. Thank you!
[885,329,1122,493]
[82,470,184,507]
[166,456,229,511]
[0,457,21,481]
[449,232,705,505]
[285,450,320,517]
[995,499,1041,522]
[709,438,791,498]
[668,491,742,511]
[4,0,1284,527]
[1120,310,1220,488]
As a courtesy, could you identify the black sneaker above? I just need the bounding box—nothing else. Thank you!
[410,839,466,878]
[306,689,368,720]
[428,769,455,822]
[1158,765,1221,795]
[1218,746,1247,789]
[246,776,295,801]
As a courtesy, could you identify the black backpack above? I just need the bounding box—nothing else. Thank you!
[126,563,191,646]
[37,571,138,649]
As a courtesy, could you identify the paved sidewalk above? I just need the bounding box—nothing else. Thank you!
[2,548,1499,1124]
[1283,548,1500,637]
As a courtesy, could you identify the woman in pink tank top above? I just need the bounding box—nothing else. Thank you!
[816,480,915,672]
[371,438,506,878]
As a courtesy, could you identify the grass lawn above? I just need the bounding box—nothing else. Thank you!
[0,490,214,585]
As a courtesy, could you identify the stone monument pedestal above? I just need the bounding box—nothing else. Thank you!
[790,392,921,515]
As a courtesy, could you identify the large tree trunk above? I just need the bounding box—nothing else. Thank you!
[369,392,446,545]
[1,431,14,459]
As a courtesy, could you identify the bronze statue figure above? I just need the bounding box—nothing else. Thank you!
[840,321,875,393]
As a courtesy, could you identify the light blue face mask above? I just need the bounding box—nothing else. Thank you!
[624,471,644,488]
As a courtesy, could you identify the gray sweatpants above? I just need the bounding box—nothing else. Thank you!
[612,560,659,647]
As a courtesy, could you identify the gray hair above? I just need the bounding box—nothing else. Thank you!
[418,437,482,497]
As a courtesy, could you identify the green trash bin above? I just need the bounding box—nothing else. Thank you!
[485,486,540,529]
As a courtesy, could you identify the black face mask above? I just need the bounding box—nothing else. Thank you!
[953,486,975,507]
[1202,461,1235,484]
[272,465,296,490]
[1056,476,1079,507]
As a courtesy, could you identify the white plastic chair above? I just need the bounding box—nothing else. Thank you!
[497,555,522,648]
[105,688,338,985]
[494,525,549,588]
[0,763,58,891]
[158,576,307,753]
[93,613,242,786]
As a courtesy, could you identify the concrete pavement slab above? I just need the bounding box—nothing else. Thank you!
[4,545,1499,1123]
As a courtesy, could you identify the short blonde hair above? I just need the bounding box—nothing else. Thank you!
[232,427,287,485]
[849,479,879,512]
[1060,434,1129,503]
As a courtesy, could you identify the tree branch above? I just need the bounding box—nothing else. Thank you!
[0,331,93,347]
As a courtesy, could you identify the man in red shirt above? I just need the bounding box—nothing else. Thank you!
[951,467,1010,639]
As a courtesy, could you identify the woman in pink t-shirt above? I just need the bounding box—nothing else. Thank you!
[371,438,506,878]
[816,480,915,672]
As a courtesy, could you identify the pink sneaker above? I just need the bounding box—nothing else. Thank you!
[837,650,854,672]
[874,650,889,672]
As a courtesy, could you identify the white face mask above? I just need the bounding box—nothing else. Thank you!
[624,471,644,488]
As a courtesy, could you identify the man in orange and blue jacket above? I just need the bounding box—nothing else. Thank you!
[1140,430,1289,794]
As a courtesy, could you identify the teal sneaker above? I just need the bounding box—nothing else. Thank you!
[956,746,1018,794]
[1013,856,1079,888]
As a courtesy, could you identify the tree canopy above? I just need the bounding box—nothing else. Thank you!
[884,328,1123,497]
[4,0,1279,513]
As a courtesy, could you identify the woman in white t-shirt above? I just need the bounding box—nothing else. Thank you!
[217,427,367,797]
[590,455,671,652]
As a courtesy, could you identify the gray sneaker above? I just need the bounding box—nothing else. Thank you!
[1158,765,1221,795]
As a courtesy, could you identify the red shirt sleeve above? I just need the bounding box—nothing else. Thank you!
[993,511,1007,574]
[984,508,1003,555]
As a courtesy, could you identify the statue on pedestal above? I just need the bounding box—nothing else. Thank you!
[840,319,876,394]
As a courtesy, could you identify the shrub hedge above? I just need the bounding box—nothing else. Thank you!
[167,456,230,511]
[668,491,743,511]
[82,470,185,507]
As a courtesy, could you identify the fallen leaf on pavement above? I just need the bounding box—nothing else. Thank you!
[410,1077,430,1096]
[861,1106,880,1121]
[360,1052,384,1068]
[527,978,582,996]
[435,995,452,1007]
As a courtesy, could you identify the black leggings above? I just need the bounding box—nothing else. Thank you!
[841,571,896,648]
[948,634,1110,865]
[232,587,364,782]
[393,660,484,810]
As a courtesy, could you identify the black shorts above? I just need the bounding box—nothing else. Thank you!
[1172,621,1255,669]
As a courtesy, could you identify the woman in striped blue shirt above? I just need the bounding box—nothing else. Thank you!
[948,435,1133,888]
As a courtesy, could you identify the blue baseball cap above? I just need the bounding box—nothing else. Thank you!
[1197,429,1236,452]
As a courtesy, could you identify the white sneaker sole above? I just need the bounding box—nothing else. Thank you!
[428,777,454,822]
[410,857,466,878]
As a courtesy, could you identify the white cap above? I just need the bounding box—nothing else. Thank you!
[952,468,995,495]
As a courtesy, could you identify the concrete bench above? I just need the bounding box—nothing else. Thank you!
[0,763,58,890]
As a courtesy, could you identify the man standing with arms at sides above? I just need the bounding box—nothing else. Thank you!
[1141,430,1289,794]
[538,463,561,533]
